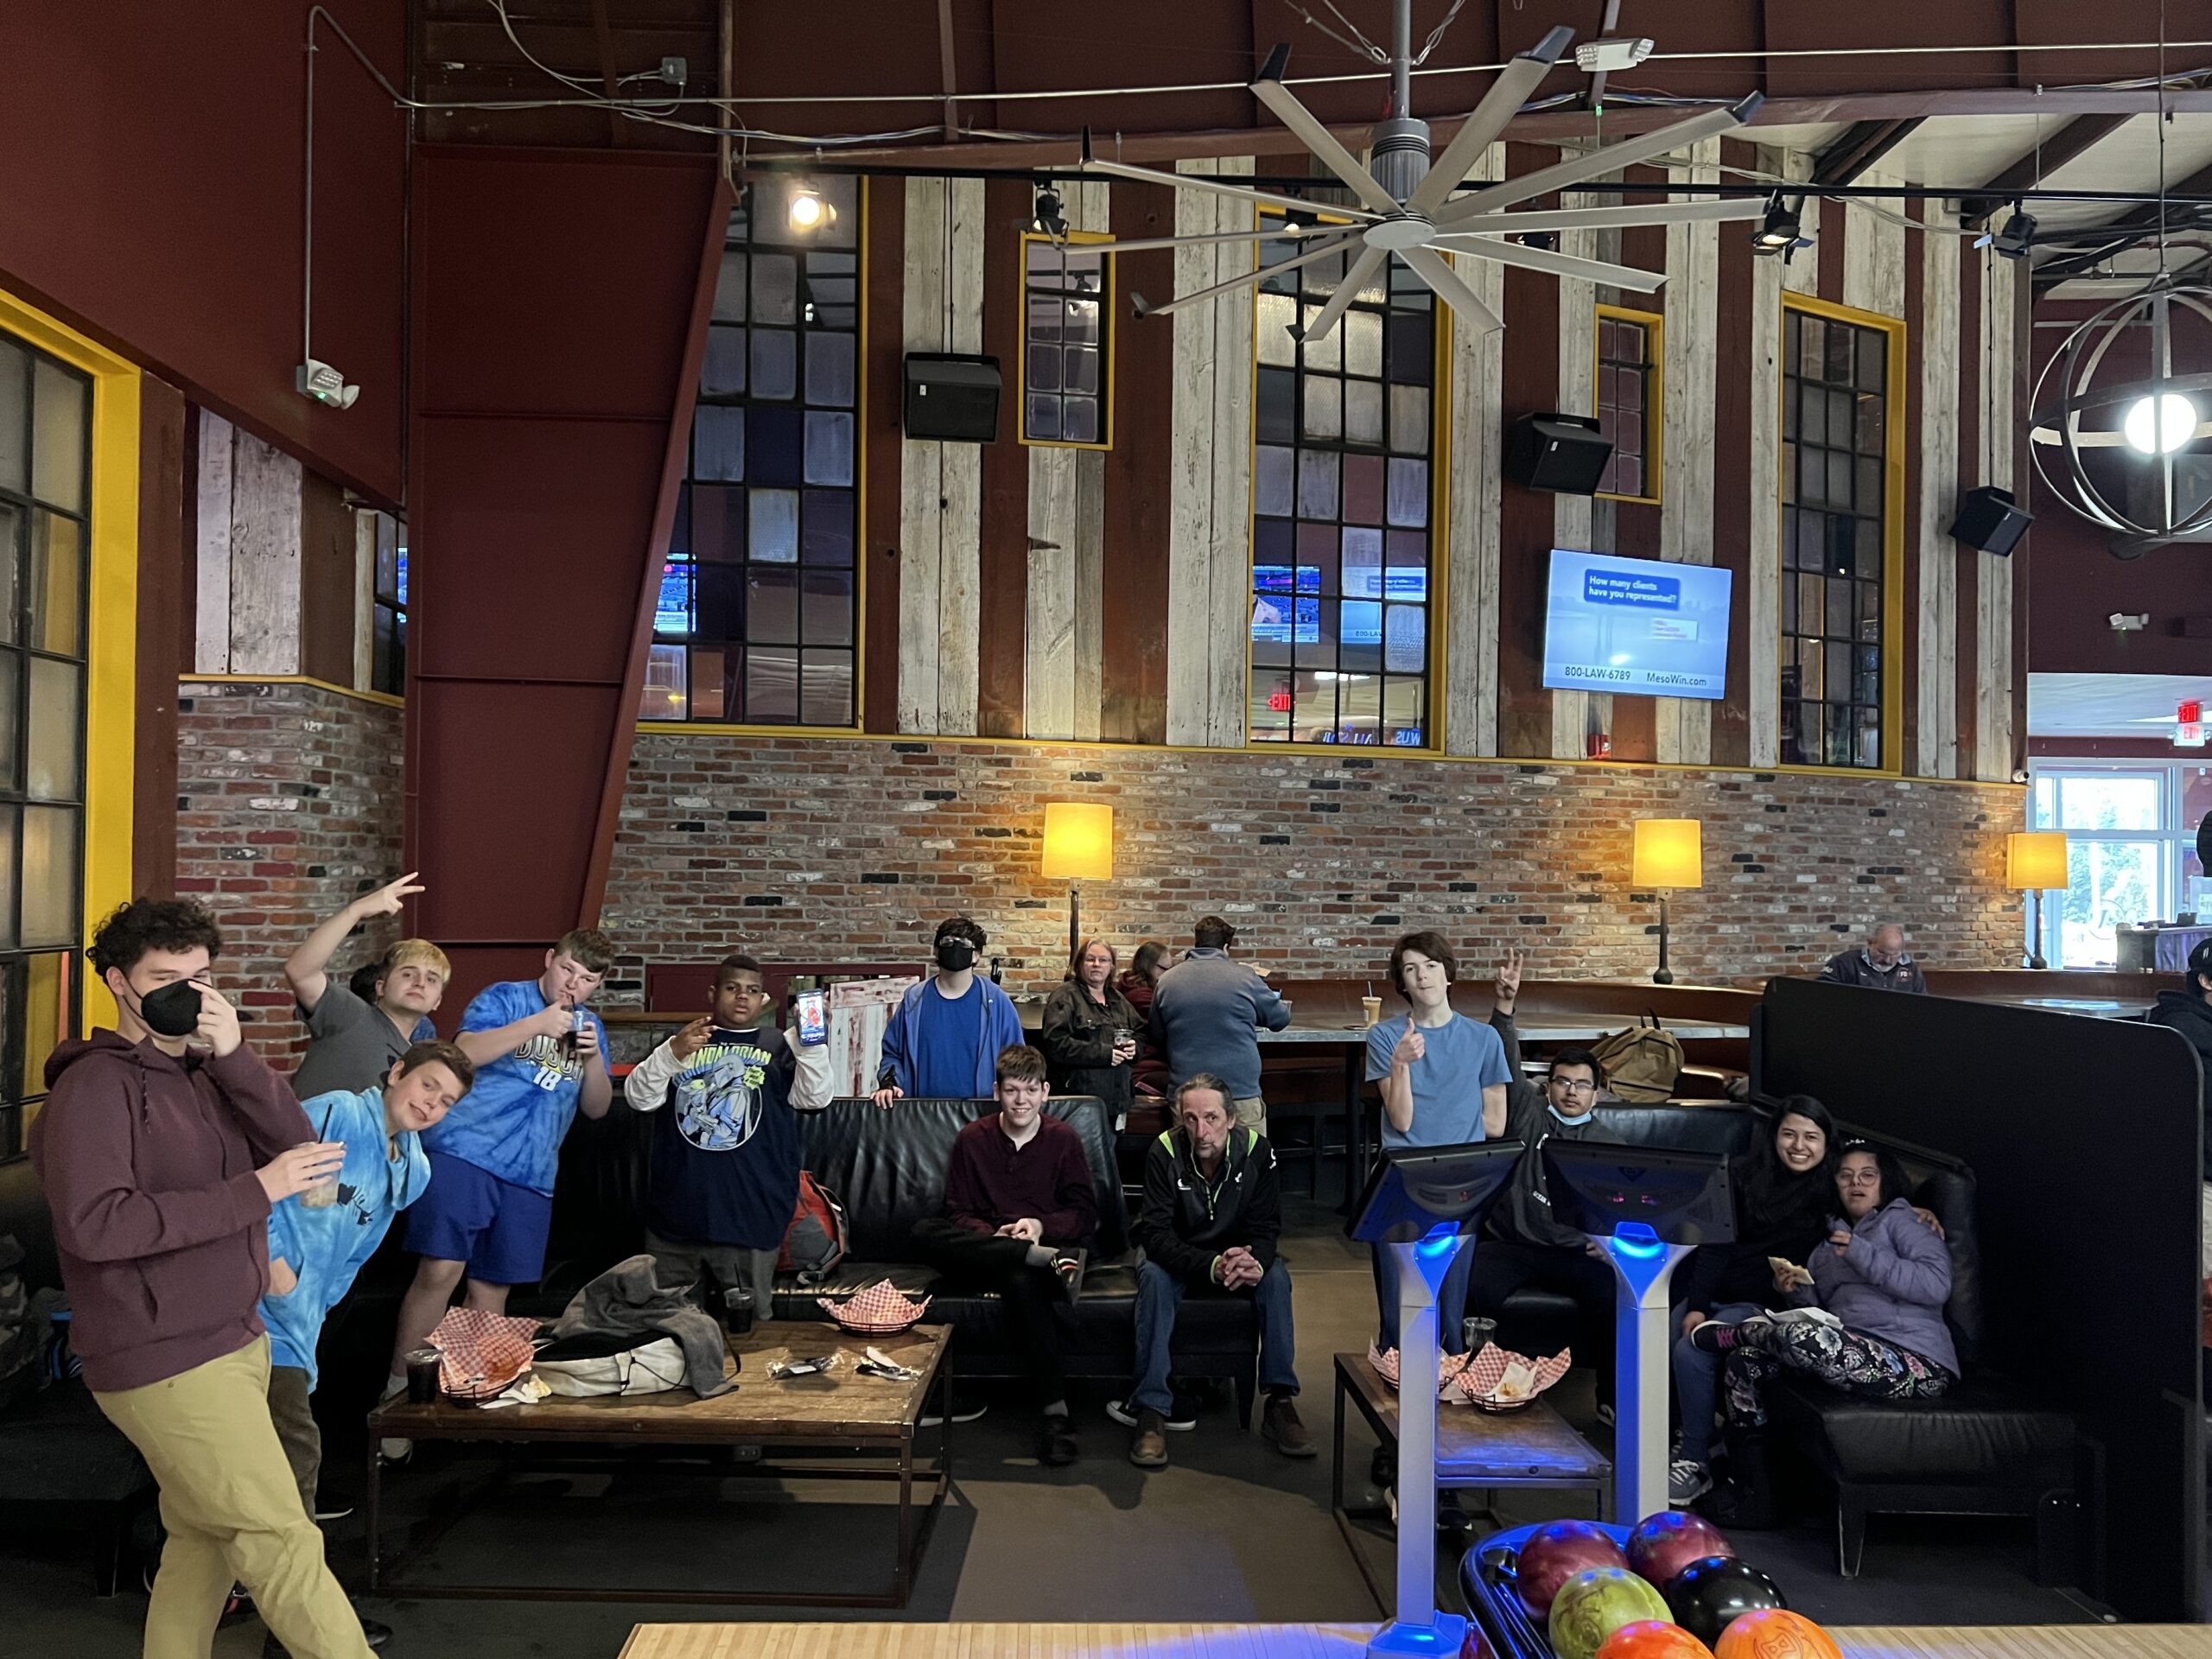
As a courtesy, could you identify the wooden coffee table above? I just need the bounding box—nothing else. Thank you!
[1332,1349,1611,1609]
[365,1321,950,1608]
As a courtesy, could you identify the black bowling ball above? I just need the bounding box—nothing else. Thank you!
[1662,1554,1786,1645]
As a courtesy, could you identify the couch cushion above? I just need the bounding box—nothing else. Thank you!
[1769,1371,2073,1486]
[0,1381,151,1505]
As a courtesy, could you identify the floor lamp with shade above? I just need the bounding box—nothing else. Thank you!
[1041,804,1114,970]
[2007,830,2069,970]
[1631,819,1702,986]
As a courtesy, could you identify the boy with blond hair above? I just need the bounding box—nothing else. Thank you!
[285,873,449,1098]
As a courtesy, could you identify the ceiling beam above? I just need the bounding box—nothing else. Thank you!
[1960,114,2133,228]
[2031,156,2212,287]
[588,0,629,149]
[1809,118,1921,188]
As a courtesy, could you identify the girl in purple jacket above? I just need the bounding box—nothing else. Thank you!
[1692,1139,1959,1524]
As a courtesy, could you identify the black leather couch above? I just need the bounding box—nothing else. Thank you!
[0,1154,156,1595]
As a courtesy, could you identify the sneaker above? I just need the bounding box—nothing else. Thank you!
[1037,1415,1080,1466]
[378,1438,413,1463]
[1052,1249,1088,1305]
[918,1402,990,1427]
[1129,1408,1169,1468]
[310,1499,354,1522]
[1370,1444,1396,1489]
[1669,1459,1713,1504]
[1688,1320,1741,1354]
[1595,1402,1616,1429]
[1105,1396,1197,1431]
[1261,1394,1315,1458]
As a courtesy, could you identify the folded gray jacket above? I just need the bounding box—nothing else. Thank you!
[545,1253,735,1397]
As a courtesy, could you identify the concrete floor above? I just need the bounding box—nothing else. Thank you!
[2,1187,2094,1656]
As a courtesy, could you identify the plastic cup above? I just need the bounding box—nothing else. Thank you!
[405,1347,442,1404]
[297,1145,340,1209]
[723,1287,754,1338]
[1461,1317,1497,1355]
[1361,995,1383,1027]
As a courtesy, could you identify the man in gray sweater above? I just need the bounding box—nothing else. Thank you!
[1148,917,1291,1138]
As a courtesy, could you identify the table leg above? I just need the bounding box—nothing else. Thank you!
[363,1427,383,1592]
[1332,1364,1346,1516]
[1338,1046,1366,1215]
[894,1431,914,1606]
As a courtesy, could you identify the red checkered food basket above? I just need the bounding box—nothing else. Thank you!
[817,1279,931,1334]
[428,1306,543,1402]
[1367,1340,1572,1409]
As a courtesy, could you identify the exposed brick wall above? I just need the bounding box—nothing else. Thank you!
[175,680,407,1071]
[602,735,2029,1002]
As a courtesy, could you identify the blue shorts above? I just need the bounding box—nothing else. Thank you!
[404,1151,554,1287]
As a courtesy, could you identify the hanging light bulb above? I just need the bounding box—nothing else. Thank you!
[788,188,828,232]
[2123,391,2197,454]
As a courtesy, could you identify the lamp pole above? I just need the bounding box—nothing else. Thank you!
[2027,887,2048,970]
[1653,890,1675,985]
[1068,882,1083,970]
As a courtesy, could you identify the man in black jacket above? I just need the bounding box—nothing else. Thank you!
[1817,923,1927,993]
[2149,936,2212,1275]
[1116,1074,1311,1467]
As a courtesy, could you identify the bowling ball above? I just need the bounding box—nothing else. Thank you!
[1597,1621,1716,1659]
[1516,1519,1630,1616]
[1549,1567,1672,1659]
[1714,1610,1842,1659]
[1663,1555,1788,1647]
[1627,1511,1735,1588]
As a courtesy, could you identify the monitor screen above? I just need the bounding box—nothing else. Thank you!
[1540,1139,1736,1247]
[1541,549,1733,702]
[1346,1141,1524,1245]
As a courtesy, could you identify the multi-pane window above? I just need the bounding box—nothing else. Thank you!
[1780,302,1892,770]
[647,175,860,726]
[1594,306,1660,501]
[1249,239,1436,747]
[370,511,406,696]
[1022,235,1110,447]
[0,330,90,1155]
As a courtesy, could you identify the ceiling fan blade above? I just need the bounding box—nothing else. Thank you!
[1433,94,1764,226]
[1293,245,1390,347]
[1406,25,1573,219]
[1081,154,1379,224]
[1441,197,1766,236]
[1249,52,1407,219]
[1430,233,1667,293]
[1130,233,1355,319]
[1096,224,1341,257]
[1400,245,1503,335]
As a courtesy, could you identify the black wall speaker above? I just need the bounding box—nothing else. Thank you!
[1505,412,1612,495]
[902,353,1001,442]
[1948,485,2034,556]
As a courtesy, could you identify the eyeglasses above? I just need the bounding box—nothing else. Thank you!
[1550,1078,1598,1096]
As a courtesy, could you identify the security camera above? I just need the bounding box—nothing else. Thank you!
[2109,612,2150,632]
[1574,37,1655,72]
[295,359,359,410]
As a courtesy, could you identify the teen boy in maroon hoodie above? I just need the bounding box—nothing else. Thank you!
[32,899,371,1659]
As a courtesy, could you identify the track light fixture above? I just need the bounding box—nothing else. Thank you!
[787,188,830,232]
[1751,194,1811,262]
[1032,183,1068,241]
[1993,208,2037,261]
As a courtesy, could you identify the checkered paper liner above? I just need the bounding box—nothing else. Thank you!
[428,1306,543,1402]
[817,1279,931,1334]
[1367,1340,1572,1406]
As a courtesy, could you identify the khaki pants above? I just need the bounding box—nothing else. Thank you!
[266,1363,321,1522]
[95,1337,370,1659]
[1233,1096,1268,1140]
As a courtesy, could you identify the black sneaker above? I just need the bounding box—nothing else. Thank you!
[1105,1395,1197,1431]
[1688,1319,1741,1354]
[1038,1415,1080,1466]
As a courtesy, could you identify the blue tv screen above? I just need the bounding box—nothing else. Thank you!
[1541,550,1732,702]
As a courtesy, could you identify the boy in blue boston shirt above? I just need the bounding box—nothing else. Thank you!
[388,929,615,1397]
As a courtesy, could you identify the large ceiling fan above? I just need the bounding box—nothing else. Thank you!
[1075,5,1766,343]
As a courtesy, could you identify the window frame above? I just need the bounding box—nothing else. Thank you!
[639,175,869,734]
[368,511,406,699]
[2024,760,2212,967]
[1776,293,1907,779]
[1243,219,1452,755]
[1018,230,1116,451]
[1592,302,1663,506]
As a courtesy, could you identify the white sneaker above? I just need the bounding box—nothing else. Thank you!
[1669,1459,1713,1504]
[918,1402,990,1427]
[378,1438,413,1463]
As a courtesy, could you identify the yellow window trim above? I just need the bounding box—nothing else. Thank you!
[181,672,404,712]
[0,287,138,1038]
[1017,229,1116,451]
[1592,302,1663,506]
[1778,292,1908,779]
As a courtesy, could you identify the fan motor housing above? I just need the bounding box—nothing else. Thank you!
[1370,118,1431,202]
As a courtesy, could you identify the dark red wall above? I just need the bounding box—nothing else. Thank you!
[405,146,722,1012]
[0,2,408,505]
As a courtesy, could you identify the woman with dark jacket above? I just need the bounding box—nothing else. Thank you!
[1668,1096,1838,1503]
[1116,939,1171,1098]
[1692,1140,1958,1525]
[1040,938,1142,1122]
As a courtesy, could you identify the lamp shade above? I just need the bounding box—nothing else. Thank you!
[2006,830,2069,890]
[1041,802,1114,880]
[1631,819,1703,890]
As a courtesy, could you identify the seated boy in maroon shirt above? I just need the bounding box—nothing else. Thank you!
[912,1043,1096,1465]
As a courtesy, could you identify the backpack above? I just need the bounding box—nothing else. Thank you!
[779,1172,849,1282]
[1588,1016,1684,1103]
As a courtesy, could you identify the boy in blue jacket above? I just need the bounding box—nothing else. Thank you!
[262,1041,472,1546]
[871,916,1024,1106]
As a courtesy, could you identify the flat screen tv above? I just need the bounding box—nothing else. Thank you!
[1541,549,1732,702]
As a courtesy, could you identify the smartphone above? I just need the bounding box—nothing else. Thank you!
[795,989,829,1047]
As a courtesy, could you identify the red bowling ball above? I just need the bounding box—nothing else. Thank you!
[1516,1520,1630,1618]
[1626,1511,1735,1590]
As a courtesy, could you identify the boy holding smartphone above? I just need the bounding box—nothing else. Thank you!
[623,955,835,1319]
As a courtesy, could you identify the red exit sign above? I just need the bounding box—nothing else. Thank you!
[1267,689,1293,713]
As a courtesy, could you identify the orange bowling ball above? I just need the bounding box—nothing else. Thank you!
[1715,1610,1844,1659]
[1597,1621,1714,1659]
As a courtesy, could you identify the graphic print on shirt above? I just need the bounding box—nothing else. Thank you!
[671,1039,775,1153]
[515,1030,587,1092]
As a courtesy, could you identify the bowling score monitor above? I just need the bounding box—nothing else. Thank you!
[1346,1141,1523,1245]
[1541,549,1732,701]
[1540,1140,1735,1248]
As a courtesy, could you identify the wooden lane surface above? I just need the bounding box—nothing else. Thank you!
[619,1624,2212,1659]
[370,1323,946,1442]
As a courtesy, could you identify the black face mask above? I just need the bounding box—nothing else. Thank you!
[137,979,204,1039]
[934,939,976,972]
